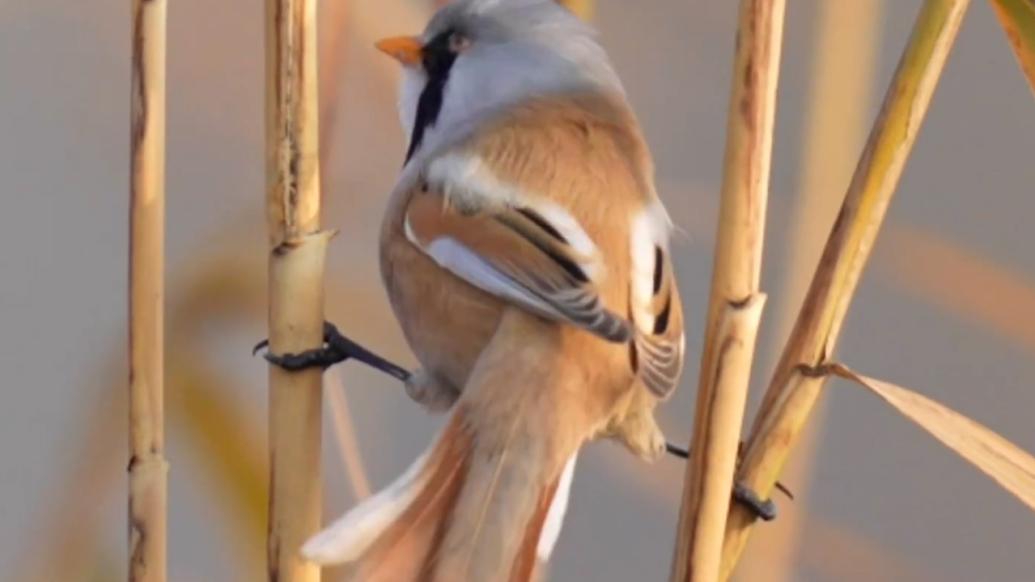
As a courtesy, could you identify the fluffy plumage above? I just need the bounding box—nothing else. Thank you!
[304,2,685,579]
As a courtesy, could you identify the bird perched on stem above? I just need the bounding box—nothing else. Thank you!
[270,1,687,579]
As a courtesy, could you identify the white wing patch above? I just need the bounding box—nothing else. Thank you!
[423,236,565,320]
[405,151,630,342]
[630,200,673,331]
[425,153,602,274]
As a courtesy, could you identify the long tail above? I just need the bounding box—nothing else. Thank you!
[304,311,599,581]
[302,405,578,582]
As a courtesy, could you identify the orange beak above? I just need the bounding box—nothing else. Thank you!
[375,36,424,67]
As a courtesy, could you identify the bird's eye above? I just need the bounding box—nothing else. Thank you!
[449,33,471,53]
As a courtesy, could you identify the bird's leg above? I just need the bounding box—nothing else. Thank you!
[404,369,461,412]
[256,322,460,411]
[664,442,786,522]
[257,321,411,382]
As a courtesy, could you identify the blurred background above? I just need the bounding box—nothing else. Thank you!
[2,0,1034,580]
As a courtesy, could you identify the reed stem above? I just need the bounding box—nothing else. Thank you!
[265,0,330,579]
[669,0,785,580]
[719,1,971,578]
[128,0,168,579]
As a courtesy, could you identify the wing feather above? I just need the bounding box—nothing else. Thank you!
[630,202,685,398]
[406,189,630,343]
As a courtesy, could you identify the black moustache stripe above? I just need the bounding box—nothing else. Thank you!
[405,31,459,163]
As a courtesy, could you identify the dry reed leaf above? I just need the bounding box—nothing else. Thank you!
[988,0,1035,94]
[829,364,1035,512]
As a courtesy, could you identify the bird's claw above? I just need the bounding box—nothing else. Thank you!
[733,482,778,522]
[664,442,784,521]
[255,321,411,381]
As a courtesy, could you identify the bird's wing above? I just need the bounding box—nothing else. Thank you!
[404,168,630,342]
[405,92,685,390]
[628,201,685,398]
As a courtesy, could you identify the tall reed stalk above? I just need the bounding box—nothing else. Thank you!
[719,1,971,578]
[670,0,784,580]
[128,0,168,579]
[740,4,882,579]
[265,0,330,579]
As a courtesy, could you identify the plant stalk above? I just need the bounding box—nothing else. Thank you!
[128,0,168,579]
[719,1,971,578]
[737,3,883,579]
[266,0,329,580]
[669,0,785,580]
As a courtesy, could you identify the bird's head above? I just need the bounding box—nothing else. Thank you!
[375,0,623,163]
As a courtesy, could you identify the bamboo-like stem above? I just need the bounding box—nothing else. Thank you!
[669,1,785,580]
[266,0,329,579]
[738,3,882,579]
[719,1,971,578]
[128,0,168,579]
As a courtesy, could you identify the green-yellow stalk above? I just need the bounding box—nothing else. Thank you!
[719,1,971,578]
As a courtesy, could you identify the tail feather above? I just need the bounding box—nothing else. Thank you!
[304,313,595,581]
[301,411,473,580]
[300,450,432,565]
[536,453,577,561]
[302,409,576,582]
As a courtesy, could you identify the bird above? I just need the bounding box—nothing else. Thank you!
[271,1,686,579]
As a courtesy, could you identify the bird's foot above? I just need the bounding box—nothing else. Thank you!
[404,369,460,412]
[255,321,411,382]
[663,443,786,522]
[733,482,777,522]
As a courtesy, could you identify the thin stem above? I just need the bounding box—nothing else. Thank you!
[719,1,971,578]
[265,0,329,579]
[128,0,168,579]
[670,0,785,580]
[737,3,883,579]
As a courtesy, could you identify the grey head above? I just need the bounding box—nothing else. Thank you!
[391,0,625,164]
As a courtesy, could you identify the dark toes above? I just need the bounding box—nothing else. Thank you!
[733,482,777,522]
[263,348,343,372]
[253,338,270,356]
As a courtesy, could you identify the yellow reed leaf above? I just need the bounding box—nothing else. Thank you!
[989,0,1035,95]
[831,364,1035,512]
